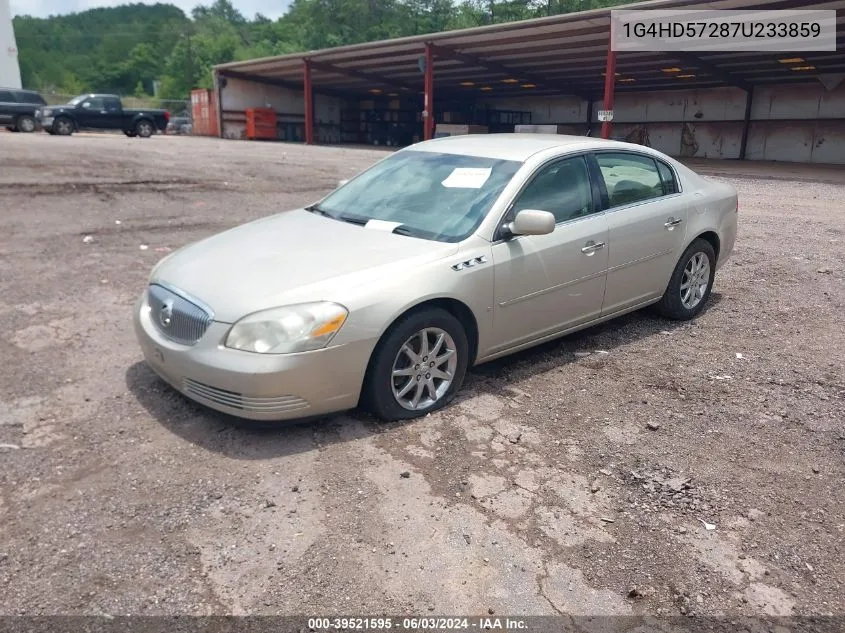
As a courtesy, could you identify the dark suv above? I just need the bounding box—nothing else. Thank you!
[0,88,47,133]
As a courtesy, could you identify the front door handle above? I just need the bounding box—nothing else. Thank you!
[581,240,605,255]
[665,217,683,229]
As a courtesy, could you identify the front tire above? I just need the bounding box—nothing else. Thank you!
[53,116,74,136]
[655,238,716,320]
[363,307,469,421]
[124,130,137,137]
[16,115,36,133]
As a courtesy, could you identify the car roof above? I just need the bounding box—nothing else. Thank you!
[406,133,657,162]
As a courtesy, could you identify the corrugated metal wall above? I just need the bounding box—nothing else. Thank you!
[484,82,845,164]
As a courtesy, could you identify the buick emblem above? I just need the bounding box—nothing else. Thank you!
[159,299,174,328]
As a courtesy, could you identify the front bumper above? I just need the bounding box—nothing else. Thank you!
[39,117,54,129]
[133,292,375,421]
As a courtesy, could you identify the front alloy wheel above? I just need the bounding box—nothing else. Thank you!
[136,120,154,138]
[364,307,469,421]
[391,327,458,411]
[53,117,73,136]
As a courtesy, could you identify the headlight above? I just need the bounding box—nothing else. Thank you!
[225,302,348,354]
[42,108,52,117]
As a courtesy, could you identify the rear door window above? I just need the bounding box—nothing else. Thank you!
[0,90,15,102]
[656,160,679,194]
[595,152,665,208]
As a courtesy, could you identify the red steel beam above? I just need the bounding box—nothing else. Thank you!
[600,41,616,139]
[424,43,435,141]
[304,59,314,145]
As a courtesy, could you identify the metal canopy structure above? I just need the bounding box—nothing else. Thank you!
[213,0,845,146]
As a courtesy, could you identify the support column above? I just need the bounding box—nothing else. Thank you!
[600,44,617,140]
[304,58,314,145]
[739,86,754,160]
[424,43,435,141]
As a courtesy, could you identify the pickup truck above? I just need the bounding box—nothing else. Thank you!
[37,94,170,137]
[0,87,47,133]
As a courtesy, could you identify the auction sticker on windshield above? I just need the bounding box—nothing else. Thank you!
[441,167,492,189]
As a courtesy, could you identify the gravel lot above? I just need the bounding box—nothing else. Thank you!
[0,132,843,620]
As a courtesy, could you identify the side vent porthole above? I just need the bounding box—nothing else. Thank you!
[451,255,488,271]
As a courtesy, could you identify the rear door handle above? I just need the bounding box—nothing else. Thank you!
[665,217,683,229]
[581,240,605,255]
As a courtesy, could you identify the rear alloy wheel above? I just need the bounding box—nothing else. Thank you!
[135,120,154,138]
[363,307,469,421]
[655,238,716,320]
[16,115,36,133]
[53,116,74,136]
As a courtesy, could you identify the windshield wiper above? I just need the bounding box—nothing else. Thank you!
[392,225,430,239]
[335,212,371,226]
[305,205,371,227]
[304,203,330,216]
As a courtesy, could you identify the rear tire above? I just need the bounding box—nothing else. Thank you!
[16,115,36,133]
[654,238,716,320]
[362,307,469,422]
[135,119,154,138]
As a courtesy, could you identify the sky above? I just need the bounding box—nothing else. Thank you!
[10,0,292,20]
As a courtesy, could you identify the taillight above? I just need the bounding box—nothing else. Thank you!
[164,110,170,123]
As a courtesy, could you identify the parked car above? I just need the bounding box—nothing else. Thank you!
[0,87,47,133]
[133,134,738,423]
[166,112,192,135]
[36,94,170,137]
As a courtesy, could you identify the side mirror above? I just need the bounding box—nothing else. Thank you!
[81,102,91,109]
[337,179,349,187]
[507,209,555,236]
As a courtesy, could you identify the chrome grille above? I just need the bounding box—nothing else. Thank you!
[183,378,309,413]
[148,283,213,345]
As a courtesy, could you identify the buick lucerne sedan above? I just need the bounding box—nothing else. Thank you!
[133,134,738,422]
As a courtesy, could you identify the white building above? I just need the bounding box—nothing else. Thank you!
[0,0,22,89]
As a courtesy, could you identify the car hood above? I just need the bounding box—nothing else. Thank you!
[151,208,459,323]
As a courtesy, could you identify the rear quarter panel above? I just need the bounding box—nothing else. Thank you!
[675,163,738,270]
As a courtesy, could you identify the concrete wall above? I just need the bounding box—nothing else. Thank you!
[483,82,845,165]
[219,75,344,142]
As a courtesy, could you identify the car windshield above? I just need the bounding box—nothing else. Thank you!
[314,150,522,242]
[67,95,87,106]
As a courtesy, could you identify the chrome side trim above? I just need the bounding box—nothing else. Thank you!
[498,269,608,308]
[607,248,674,274]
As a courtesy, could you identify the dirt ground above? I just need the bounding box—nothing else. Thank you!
[0,132,843,622]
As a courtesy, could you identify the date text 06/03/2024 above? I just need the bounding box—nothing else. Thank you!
[306,617,530,630]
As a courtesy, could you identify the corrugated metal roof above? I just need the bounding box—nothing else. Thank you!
[214,0,845,99]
